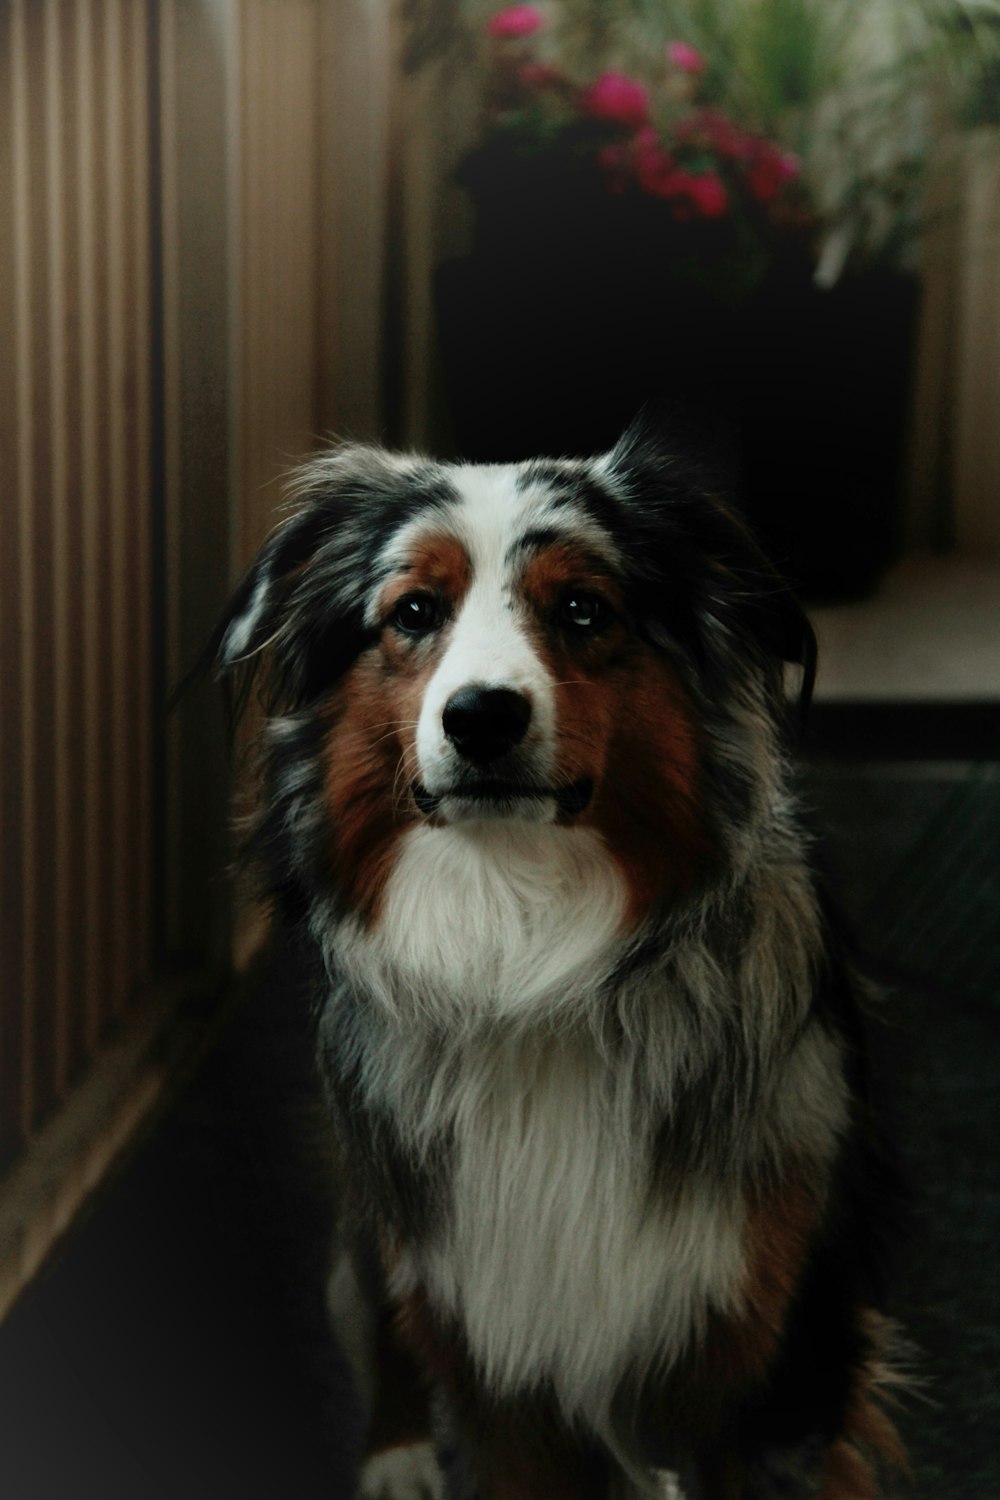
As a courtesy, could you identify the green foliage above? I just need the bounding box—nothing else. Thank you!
[732,0,849,120]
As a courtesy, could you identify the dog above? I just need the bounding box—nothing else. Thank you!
[211,420,907,1499]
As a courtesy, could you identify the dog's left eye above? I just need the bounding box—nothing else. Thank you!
[560,591,609,631]
[390,592,442,636]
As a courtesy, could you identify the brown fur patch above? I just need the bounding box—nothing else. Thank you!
[637,1165,827,1457]
[519,542,627,620]
[322,533,474,921]
[817,1310,909,1500]
[644,1193,908,1499]
[518,544,710,926]
[375,533,471,631]
[819,1439,881,1500]
[544,646,708,926]
[740,1165,828,1369]
[583,652,709,926]
[322,651,435,921]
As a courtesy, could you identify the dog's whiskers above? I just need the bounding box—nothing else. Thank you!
[368,724,419,754]
[391,749,418,820]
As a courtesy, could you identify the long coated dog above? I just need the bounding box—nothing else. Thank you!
[212,421,907,1499]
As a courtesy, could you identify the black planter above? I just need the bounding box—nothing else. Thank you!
[735,269,919,600]
[435,177,918,600]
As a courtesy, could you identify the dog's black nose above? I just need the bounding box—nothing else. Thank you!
[442,686,532,765]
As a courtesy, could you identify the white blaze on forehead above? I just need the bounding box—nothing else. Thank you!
[408,466,561,786]
[436,469,549,667]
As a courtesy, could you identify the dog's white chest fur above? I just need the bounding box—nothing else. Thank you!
[347,822,629,1027]
[339,823,748,1426]
[412,1038,747,1425]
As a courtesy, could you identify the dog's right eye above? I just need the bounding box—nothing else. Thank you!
[389,593,442,636]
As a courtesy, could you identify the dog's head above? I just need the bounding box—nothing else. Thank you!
[214,422,813,928]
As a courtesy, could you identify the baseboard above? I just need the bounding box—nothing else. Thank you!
[804,701,1000,760]
[0,971,240,1322]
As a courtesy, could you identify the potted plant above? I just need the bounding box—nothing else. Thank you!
[421,1,999,596]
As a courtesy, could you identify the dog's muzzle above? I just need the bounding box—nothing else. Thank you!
[413,683,592,820]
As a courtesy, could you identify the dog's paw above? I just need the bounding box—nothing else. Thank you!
[358,1441,443,1500]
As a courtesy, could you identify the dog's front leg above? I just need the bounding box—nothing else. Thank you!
[327,1240,443,1499]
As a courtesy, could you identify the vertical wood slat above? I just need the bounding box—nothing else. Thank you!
[74,0,98,1056]
[12,0,45,1134]
[953,129,1000,556]
[86,0,116,1056]
[156,0,235,968]
[315,0,392,444]
[0,0,28,1171]
[45,0,73,1098]
[129,0,154,996]
[92,0,116,1041]
[57,0,88,1084]
[237,0,321,559]
[0,0,156,1167]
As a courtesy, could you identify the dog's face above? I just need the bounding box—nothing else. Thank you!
[353,463,701,828]
[215,425,813,928]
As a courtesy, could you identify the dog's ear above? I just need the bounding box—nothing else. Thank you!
[182,441,445,722]
[168,504,338,727]
[607,401,739,498]
[214,505,332,676]
[606,414,817,723]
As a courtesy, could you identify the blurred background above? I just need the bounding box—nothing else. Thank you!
[0,3,998,1497]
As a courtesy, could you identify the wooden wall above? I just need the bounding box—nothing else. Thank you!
[0,0,155,1173]
[0,0,396,1313]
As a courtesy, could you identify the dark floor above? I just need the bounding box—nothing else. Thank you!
[1,757,998,1499]
[798,760,1000,1498]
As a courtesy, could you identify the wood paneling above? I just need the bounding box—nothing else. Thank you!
[236,0,322,555]
[0,0,400,1287]
[0,0,155,1168]
[953,130,1000,556]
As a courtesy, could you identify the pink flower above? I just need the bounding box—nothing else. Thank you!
[644,168,701,219]
[688,173,729,217]
[632,130,679,197]
[638,159,683,199]
[666,41,706,76]
[636,157,695,208]
[631,138,729,219]
[486,5,544,39]
[673,109,748,163]
[581,71,650,130]
[746,146,799,203]
[631,125,663,168]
